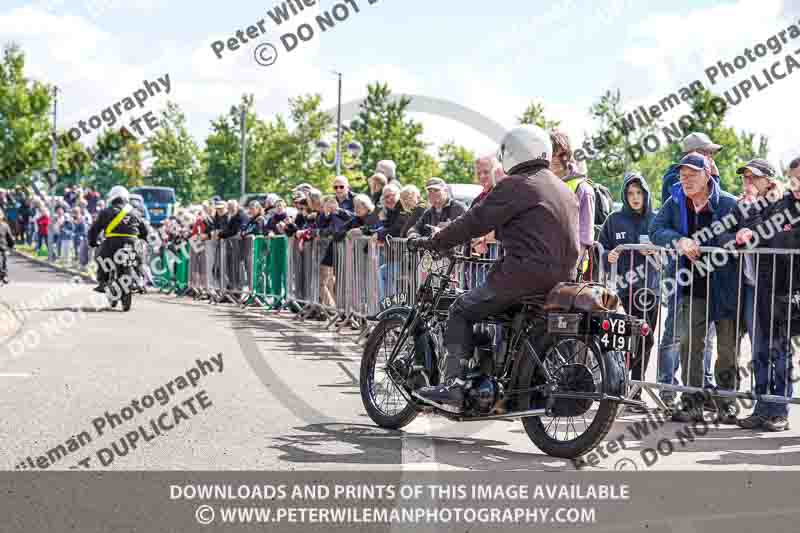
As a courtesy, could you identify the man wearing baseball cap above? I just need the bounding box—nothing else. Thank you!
[727,157,797,431]
[650,151,742,424]
[406,177,466,238]
[661,132,722,205]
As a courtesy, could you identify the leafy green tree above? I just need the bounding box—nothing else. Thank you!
[666,88,768,196]
[584,89,662,201]
[437,142,475,184]
[147,101,209,203]
[350,83,433,190]
[87,128,145,193]
[518,102,561,130]
[205,95,254,199]
[0,43,54,187]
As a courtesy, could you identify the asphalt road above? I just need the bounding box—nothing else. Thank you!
[2,252,800,472]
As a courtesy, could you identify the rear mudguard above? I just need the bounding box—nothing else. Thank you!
[602,349,629,398]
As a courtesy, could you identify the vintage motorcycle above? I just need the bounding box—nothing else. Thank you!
[359,245,649,458]
[104,242,142,312]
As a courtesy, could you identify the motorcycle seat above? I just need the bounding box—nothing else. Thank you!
[482,292,550,323]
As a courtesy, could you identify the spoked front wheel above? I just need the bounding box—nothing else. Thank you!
[516,335,619,458]
[359,316,418,429]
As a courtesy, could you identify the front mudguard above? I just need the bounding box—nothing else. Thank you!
[370,306,412,323]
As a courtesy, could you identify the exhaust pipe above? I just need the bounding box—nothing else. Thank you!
[457,408,547,422]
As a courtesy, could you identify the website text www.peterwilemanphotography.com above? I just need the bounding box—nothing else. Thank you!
[2,1,800,532]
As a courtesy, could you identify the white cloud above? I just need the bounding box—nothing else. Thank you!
[612,0,800,165]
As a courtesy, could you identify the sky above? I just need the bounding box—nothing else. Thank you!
[2,0,800,171]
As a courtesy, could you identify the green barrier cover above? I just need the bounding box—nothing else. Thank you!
[252,235,287,308]
[175,251,189,292]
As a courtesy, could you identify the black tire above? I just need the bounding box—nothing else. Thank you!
[515,334,619,459]
[121,290,133,311]
[360,316,418,430]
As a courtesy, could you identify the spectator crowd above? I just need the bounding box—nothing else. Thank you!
[4,132,800,433]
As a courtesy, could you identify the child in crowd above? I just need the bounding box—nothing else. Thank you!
[599,172,661,412]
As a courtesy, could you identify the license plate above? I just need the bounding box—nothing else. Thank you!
[150,208,164,215]
[599,318,636,352]
[380,293,408,311]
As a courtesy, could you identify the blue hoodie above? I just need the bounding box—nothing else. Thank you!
[649,178,739,321]
[598,173,660,303]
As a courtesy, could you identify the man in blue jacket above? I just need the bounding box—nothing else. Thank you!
[599,172,661,412]
[660,132,722,204]
[661,133,723,392]
[649,152,743,424]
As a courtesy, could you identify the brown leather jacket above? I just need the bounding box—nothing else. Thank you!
[431,166,580,291]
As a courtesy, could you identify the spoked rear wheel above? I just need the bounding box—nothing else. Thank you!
[359,316,418,429]
[517,335,619,458]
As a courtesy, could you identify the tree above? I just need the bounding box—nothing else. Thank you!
[675,88,769,196]
[0,43,54,187]
[350,83,434,190]
[87,128,145,193]
[205,95,254,199]
[147,101,209,203]
[517,102,561,130]
[437,142,475,184]
[584,89,662,202]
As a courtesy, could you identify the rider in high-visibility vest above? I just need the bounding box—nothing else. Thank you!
[88,185,149,293]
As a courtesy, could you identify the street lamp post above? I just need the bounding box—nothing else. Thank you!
[335,71,343,176]
[314,71,362,173]
[240,105,247,197]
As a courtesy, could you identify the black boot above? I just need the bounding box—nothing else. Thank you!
[416,357,467,413]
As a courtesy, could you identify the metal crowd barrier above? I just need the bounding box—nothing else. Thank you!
[610,243,799,412]
[286,236,331,320]
[188,238,209,299]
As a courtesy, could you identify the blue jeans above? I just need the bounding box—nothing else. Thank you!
[703,323,715,388]
[750,282,793,418]
[35,232,46,252]
[657,295,680,400]
[751,329,793,417]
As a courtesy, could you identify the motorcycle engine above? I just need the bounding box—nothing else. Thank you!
[466,376,503,415]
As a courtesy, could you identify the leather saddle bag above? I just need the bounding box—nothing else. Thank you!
[543,282,622,313]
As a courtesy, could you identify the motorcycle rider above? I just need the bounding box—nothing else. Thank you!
[410,125,581,412]
[88,185,149,293]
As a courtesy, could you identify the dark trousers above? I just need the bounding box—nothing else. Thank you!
[443,283,521,380]
[442,266,568,381]
[95,237,136,285]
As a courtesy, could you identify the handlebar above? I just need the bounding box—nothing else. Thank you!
[407,241,499,265]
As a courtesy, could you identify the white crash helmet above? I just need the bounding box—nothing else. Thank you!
[496,125,553,175]
[107,185,130,204]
